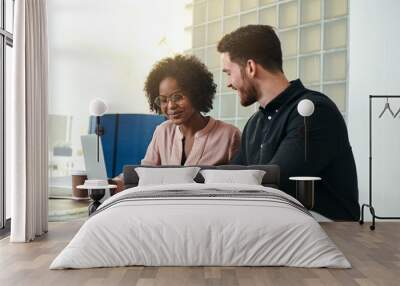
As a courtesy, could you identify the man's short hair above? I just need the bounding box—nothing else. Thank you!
[217,25,283,73]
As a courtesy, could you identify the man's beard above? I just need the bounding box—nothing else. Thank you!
[238,74,258,107]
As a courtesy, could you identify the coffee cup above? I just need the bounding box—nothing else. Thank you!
[71,170,88,200]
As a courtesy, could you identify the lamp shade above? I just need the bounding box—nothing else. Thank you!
[89,98,108,116]
[297,99,315,117]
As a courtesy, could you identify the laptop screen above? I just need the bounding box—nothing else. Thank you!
[81,134,108,180]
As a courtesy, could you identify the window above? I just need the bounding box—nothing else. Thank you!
[1,0,14,231]
[187,0,348,129]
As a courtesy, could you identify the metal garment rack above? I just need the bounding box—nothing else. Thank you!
[360,95,400,230]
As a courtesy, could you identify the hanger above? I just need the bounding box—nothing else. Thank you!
[378,97,395,118]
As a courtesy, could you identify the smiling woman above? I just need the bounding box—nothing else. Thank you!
[142,54,241,166]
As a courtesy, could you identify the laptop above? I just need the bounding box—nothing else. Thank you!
[81,134,112,201]
[81,134,108,181]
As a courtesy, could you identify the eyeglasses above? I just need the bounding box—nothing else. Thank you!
[154,93,185,107]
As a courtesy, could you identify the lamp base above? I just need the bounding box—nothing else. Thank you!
[289,177,321,210]
[88,189,105,215]
[295,180,315,210]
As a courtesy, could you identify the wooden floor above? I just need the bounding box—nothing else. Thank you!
[0,221,399,286]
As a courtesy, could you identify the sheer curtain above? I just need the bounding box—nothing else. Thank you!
[10,0,48,242]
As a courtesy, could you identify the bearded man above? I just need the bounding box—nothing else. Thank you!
[217,25,360,221]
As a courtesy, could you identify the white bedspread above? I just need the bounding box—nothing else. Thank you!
[50,183,350,269]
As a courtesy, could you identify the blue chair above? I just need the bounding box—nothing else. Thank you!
[89,114,165,178]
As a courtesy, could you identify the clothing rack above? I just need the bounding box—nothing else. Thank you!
[360,95,400,230]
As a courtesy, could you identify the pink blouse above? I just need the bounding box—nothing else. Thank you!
[141,117,241,166]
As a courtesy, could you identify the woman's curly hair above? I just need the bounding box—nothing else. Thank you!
[144,54,216,114]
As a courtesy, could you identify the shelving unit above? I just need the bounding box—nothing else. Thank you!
[186,0,349,129]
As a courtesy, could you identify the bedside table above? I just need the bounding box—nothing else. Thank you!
[77,184,117,215]
[289,177,321,210]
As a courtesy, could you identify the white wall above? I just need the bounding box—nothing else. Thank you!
[47,0,190,171]
[348,0,400,219]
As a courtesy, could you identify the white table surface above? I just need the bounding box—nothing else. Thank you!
[77,184,117,190]
[289,176,321,181]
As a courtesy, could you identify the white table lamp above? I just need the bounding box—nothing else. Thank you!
[89,98,108,162]
[297,99,315,161]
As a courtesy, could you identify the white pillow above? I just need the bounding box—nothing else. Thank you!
[200,169,266,185]
[135,167,201,186]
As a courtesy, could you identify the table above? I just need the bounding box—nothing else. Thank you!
[77,184,117,215]
[289,176,321,210]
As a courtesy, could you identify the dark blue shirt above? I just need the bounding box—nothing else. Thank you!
[232,79,360,220]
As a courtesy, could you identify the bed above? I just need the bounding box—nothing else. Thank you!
[50,165,350,269]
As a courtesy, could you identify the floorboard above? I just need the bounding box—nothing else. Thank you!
[0,220,399,286]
